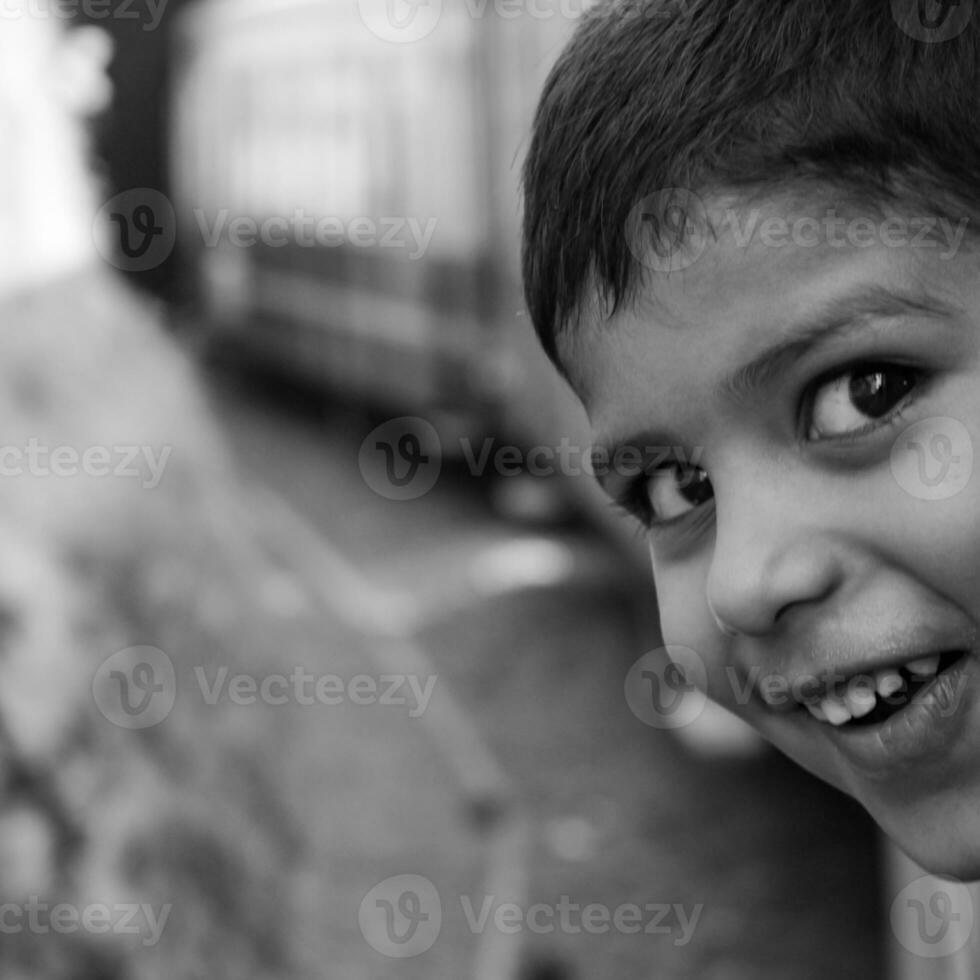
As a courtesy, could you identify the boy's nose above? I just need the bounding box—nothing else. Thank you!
[704,477,845,638]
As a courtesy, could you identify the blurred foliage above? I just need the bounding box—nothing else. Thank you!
[0,271,309,979]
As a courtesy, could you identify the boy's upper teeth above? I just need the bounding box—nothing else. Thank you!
[843,679,876,719]
[818,695,852,726]
[802,653,949,725]
[906,654,941,676]
[875,669,904,698]
[805,701,828,723]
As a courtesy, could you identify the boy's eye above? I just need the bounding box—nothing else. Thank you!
[645,464,714,523]
[808,364,917,440]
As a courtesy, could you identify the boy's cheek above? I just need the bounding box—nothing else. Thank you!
[652,581,742,708]
[651,573,720,663]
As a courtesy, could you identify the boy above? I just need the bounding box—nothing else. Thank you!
[523,0,980,880]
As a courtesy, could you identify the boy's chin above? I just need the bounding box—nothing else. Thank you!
[866,794,980,882]
[756,710,980,880]
[893,836,980,882]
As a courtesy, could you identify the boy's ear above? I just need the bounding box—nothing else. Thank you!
[49,25,114,118]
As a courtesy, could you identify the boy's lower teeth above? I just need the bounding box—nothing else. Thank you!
[803,651,963,728]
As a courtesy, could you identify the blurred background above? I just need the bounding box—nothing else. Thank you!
[0,1,887,978]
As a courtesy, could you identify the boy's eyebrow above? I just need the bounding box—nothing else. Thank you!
[591,284,958,488]
[719,284,956,404]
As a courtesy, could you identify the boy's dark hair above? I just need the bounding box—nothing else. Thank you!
[522,0,980,371]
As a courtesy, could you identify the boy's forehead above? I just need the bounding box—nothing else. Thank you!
[557,210,837,404]
[560,195,973,437]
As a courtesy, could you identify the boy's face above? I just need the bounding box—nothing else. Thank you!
[567,192,980,878]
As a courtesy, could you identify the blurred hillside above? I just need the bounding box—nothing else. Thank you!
[0,268,490,979]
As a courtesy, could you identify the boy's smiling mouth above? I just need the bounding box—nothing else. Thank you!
[751,635,979,778]
[763,649,968,727]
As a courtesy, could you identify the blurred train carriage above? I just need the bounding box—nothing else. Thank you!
[169,0,597,492]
